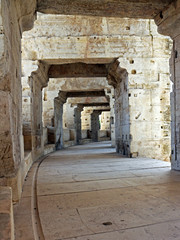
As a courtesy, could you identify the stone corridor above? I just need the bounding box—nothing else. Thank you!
[14,141,180,240]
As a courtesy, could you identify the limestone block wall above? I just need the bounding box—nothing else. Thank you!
[100,112,110,130]
[81,108,94,130]
[63,103,76,129]
[129,75,171,160]
[43,88,58,127]
[0,0,22,184]
[110,57,171,161]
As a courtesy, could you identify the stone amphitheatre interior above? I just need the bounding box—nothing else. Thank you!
[2,0,180,239]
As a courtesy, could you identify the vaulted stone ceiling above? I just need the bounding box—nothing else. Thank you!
[37,0,174,18]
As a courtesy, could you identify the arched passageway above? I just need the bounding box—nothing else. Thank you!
[2,1,180,239]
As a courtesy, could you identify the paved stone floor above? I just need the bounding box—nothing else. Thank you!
[14,141,180,240]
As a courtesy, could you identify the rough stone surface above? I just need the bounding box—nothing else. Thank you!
[154,0,180,169]
[22,14,172,64]
[0,0,35,203]
[0,187,14,240]
[37,0,173,18]
[108,59,171,160]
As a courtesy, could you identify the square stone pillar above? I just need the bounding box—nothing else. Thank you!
[170,40,180,169]
[74,105,83,144]
[54,92,67,150]
[91,110,101,142]
[155,2,180,169]
[28,62,49,159]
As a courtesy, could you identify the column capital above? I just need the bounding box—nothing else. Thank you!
[30,62,49,89]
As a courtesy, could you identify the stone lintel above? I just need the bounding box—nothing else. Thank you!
[66,91,105,98]
[48,63,108,78]
[92,109,110,114]
[68,96,108,105]
[78,103,109,107]
[37,0,173,19]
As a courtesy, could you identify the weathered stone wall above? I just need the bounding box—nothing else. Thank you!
[0,0,22,185]
[129,72,171,160]
[81,108,94,130]
[63,103,76,129]
[0,187,14,240]
[0,0,36,202]
[154,1,180,168]
[100,112,110,130]
[108,56,171,161]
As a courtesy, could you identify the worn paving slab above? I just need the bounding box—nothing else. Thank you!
[14,141,180,240]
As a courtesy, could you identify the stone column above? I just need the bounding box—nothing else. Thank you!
[54,91,67,150]
[74,105,83,144]
[91,110,101,142]
[155,1,180,169]
[22,60,40,151]
[29,62,49,159]
[105,88,116,147]
[107,61,130,155]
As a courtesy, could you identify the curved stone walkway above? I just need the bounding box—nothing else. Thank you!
[14,141,180,240]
